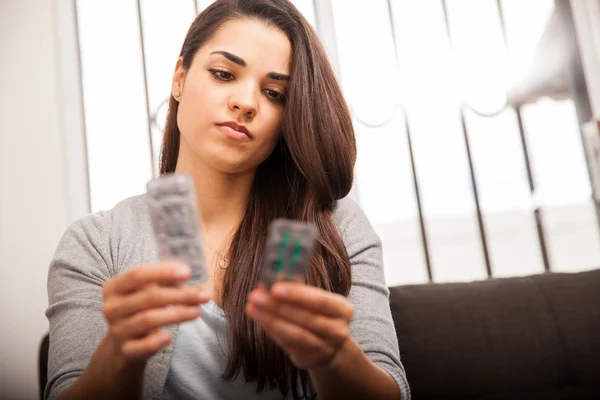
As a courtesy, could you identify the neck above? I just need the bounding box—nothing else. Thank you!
[174,147,254,232]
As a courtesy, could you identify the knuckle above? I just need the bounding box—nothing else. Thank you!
[288,330,303,343]
[102,303,115,320]
[345,304,354,320]
[138,346,153,359]
[129,268,144,286]
[334,325,350,343]
[129,265,148,290]
[146,336,166,356]
[314,298,326,311]
[110,325,124,341]
[186,287,200,300]
[121,341,137,358]
[102,283,110,298]
[313,314,328,330]
[145,286,163,304]
[135,312,154,332]
[131,340,149,356]
[181,306,200,321]
[177,306,191,319]
[272,302,287,314]
[149,337,166,353]
[318,343,333,359]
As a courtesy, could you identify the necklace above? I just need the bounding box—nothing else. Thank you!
[201,229,232,269]
[202,238,230,269]
[201,216,242,270]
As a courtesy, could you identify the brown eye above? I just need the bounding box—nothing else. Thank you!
[208,69,234,81]
[265,89,286,104]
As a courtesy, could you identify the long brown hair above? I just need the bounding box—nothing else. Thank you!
[160,1,356,398]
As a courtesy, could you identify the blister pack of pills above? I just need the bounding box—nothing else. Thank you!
[146,173,209,286]
[259,219,317,289]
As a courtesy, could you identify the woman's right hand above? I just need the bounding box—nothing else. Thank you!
[102,261,210,364]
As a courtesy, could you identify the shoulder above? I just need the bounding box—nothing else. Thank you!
[332,196,381,254]
[53,194,150,271]
[102,193,149,225]
[64,194,147,240]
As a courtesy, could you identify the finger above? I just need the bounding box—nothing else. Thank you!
[103,261,192,296]
[248,291,350,345]
[121,330,172,360]
[246,303,332,355]
[103,284,211,322]
[270,283,354,321]
[111,305,201,341]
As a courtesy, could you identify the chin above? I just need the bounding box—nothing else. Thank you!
[209,155,256,175]
[202,144,274,175]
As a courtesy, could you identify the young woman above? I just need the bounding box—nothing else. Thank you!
[45,1,409,399]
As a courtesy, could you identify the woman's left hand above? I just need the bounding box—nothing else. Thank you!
[246,282,354,370]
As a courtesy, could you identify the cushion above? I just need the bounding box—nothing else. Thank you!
[389,269,600,400]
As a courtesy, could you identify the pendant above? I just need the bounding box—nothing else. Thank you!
[219,259,230,269]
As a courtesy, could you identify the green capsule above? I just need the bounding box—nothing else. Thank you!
[274,231,291,276]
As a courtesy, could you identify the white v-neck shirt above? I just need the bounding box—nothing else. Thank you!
[162,300,295,399]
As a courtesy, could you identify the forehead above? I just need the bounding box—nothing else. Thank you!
[199,18,292,74]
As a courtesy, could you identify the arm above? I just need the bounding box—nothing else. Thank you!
[246,198,410,399]
[46,214,208,400]
[308,197,409,399]
[308,337,401,400]
[45,215,117,400]
[57,335,146,400]
[47,213,150,400]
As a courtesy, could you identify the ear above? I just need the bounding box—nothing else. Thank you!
[172,57,186,101]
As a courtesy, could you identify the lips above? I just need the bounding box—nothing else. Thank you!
[216,123,252,142]
[217,122,251,138]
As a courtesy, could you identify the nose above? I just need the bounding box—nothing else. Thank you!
[228,82,257,119]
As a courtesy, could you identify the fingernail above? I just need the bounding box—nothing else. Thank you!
[174,264,191,277]
[273,285,288,297]
[188,306,201,316]
[198,289,211,301]
[251,306,263,317]
[253,292,268,306]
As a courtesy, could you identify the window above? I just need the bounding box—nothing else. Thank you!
[76,0,600,284]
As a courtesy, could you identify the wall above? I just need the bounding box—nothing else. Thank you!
[0,0,88,398]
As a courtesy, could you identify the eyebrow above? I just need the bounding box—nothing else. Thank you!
[209,50,291,81]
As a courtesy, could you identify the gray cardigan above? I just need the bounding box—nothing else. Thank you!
[45,194,410,400]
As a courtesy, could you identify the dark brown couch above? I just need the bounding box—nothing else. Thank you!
[389,268,600,400]
[40,269,600,399]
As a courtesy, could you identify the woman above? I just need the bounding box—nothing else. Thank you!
[45,1,409,399]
